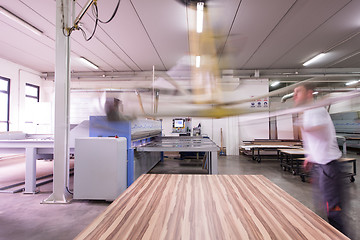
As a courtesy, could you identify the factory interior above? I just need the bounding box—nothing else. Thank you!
[0,0,360,239]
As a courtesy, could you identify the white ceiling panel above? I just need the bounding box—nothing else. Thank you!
[242,0,351,69]
[73,0,140,71]
[331,51,360,68]
[70,30,131,72]
[15,0,57,39]
[94,0,170,71]
[0,21,55,72]
[325,34,360,67]
[217,0,297,69]
[131,0,189,71]
[271,0,360,69]
[207,0,241,59]
[0,0,359,85]
[0,39,54,72]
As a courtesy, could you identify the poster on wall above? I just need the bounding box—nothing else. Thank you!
[263,98,268,107]
[250,96,255,108]
[257,99,262,108]
[249,98,269,108]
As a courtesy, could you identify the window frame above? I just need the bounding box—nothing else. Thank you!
[0,76,10,131]
[25,83,40,102]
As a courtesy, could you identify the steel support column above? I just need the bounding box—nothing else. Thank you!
[43,0,72,203]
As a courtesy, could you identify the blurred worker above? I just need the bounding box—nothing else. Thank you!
[293,83,347,235]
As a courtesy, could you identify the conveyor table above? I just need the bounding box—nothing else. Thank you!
[137,136,219,174]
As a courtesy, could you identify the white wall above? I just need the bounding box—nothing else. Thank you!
[0,57,52,133]
[276,114,294,139]
[160,117,226,147]
[69,78,270,155]
[270,97,295,139]
[69,81,151,124]
[328,92,360,114]
[70,91,106,124]
[0,63,272,153]
[237,79,269,142]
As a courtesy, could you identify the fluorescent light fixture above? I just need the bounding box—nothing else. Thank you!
[195,56,201,68]
[313,91,319,95]
[79,57,99,70]
[303,53,326,66]
[270,81,280,87]
[196,2,204,33]
[345,80,360,86]
[0,6,43,36]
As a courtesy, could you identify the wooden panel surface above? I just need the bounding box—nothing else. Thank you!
[75,174,349,240]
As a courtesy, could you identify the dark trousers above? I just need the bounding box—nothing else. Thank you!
[312,160,346,234]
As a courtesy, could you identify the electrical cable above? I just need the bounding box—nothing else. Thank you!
[66,167,75,195]
[63,0,121,40]
[63,26,76,37]
[98,0,121,24]
[66,186,73,195]
[78,3,99,41]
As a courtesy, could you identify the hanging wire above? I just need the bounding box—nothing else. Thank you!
[65,0,121,40]
[78,2,99,41]
[98,0,121,24]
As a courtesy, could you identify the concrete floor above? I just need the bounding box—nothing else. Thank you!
[0,153,358,240]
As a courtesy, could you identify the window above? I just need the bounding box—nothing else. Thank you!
[25,83,40,133]
[25,83,39,104]
[0,77,10,131]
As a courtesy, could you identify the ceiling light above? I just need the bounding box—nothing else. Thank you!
[345,80,360,86]
[79,57,99,70]
[313,91,319,95]
[196,2,204,33]
[270,81,280,87]
[0,6,43,36]
[195,56,201,68]
[303,53,326,66]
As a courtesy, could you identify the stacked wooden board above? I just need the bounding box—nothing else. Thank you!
[76,174,348,239]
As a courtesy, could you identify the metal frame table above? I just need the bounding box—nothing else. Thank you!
[278,148,306,175]
[137,136,219,174]
[0,139,74,193]
[241,144,301,163]
[336,135,360,155]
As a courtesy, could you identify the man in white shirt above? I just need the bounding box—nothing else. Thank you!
[293,83,346,235]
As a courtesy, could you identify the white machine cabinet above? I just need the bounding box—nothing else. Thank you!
[74,137,127,201]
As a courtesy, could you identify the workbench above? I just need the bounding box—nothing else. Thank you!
[75,174,349,240]
[336,135,360,154]
[240,144,301,163]
[278,148,357,182]
[0,139,63,193]
[300,157,357,183]
[278,148,306,175]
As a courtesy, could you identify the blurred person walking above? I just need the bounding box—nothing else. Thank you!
[293,83,348,236]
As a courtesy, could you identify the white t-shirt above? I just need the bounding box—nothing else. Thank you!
[301,107,342,164]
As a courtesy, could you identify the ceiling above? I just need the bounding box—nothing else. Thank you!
[1,0,360,89]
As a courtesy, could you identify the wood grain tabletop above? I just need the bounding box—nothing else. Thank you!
[75,174,348,240]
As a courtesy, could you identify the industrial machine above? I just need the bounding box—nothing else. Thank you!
[172,117,191,135]
[89,116,162,186]
[331,111,360,149]
[74,137,127,201]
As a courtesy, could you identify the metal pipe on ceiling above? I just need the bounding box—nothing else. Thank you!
[281,88,359,102]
